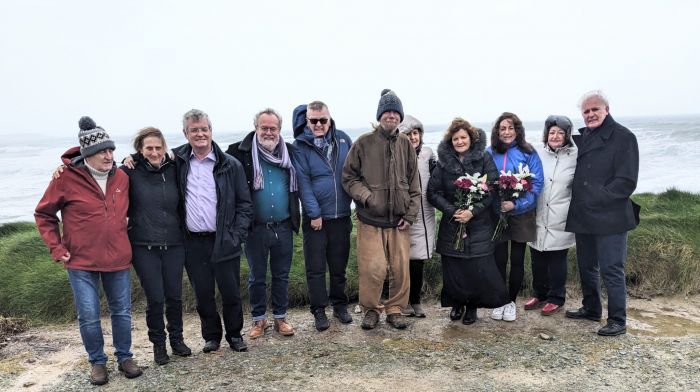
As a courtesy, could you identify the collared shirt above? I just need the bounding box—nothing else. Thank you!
[253,159,290,223]
[185,148,217,232]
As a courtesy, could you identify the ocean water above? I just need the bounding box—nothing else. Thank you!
[1,115,698,224]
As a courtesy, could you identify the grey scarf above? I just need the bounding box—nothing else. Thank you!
[252,135,297,192]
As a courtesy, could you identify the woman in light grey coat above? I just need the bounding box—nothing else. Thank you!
[525,115,578,316]
[399,115,436,317]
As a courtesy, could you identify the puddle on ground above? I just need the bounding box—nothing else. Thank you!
[627,308,700,337]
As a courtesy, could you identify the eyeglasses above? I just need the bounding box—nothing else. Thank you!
[259,126,279,133]
[307,118,329,125]
[187,127,210,135]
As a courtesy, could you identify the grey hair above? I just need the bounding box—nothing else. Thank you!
[307,100,328,112]
[578,90,609,109]
[253,108,283,129]
[182,109,212,132]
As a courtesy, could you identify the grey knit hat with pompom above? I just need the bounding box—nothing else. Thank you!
[78,116,115,158]
[376,89,404,122]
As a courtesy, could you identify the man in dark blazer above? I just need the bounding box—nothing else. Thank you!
[565,90,640,336]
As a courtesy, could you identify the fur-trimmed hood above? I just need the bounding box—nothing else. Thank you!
[436,128,488,174]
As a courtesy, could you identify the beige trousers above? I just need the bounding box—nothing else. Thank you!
[356,220,410,315]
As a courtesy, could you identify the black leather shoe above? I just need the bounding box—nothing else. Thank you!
[462,307,477,325]
[565,307,602,322]
[313,309,330,331]
[202,340,220,353]
[153,342,170,365]
[597,322,627,336]
[450,305,465,321]
[333,308,353,324]
[170,339,192,357]
[229,337,248,352]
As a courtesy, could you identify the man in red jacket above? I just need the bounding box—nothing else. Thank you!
[35,116,142,385]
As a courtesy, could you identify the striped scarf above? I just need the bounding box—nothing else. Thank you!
[252,135,297,192]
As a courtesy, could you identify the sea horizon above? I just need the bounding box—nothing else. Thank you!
[2,114,698,224]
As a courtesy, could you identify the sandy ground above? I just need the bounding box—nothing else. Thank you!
[1,295,699,392]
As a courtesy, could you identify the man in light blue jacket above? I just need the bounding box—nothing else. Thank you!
[292,101,354,331]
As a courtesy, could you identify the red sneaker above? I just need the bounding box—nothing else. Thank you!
[524,297,543,310]
[541,303,562,316]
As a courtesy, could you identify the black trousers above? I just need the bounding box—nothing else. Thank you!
[494,240,527,303]
[529,248,568,306]
[408,260,425,304]
[185,234,244,344]
[302,216,351,313]
[132,244,186,344]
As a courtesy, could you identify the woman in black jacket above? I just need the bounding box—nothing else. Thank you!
[427,118,508,325]
[124,127,190,365]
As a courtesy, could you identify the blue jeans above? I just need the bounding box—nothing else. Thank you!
[66,268,133,364]
[575,232,628,325]
[245,221,293,320]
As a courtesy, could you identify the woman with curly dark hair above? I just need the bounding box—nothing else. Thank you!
[486,112,544,322]
[427,118,508,325]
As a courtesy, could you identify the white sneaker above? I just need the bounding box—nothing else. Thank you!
[503,301,517,322]
[491,305,505,320]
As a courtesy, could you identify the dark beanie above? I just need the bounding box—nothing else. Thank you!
[376,89,404,122]
[78,116,116,158]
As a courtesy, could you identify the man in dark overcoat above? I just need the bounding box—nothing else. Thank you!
[565,90,640,336]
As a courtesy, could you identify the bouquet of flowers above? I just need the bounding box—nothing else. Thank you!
[452,172,490,251]
[491,162,535,241]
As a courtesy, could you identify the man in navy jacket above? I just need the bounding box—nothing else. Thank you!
[565,91,640,336]
[292,101,354,331]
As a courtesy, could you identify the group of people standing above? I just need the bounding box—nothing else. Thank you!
[34,89,639,386]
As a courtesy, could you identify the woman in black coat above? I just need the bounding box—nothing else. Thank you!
[123,127,191,365]
[427,118,508,325]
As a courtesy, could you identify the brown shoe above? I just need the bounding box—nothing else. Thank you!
[118,358,143,379]
[89,364,108,385]
[273,318,295,336]
[248,319,268,339]
[361,310,380,330]
[386,313,409,329]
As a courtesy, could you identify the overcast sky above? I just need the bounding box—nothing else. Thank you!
[1,0,698,137]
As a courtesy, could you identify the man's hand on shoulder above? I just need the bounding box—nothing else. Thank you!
[52,165,66,180]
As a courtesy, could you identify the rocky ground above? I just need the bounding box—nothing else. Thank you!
[1,295,699,392]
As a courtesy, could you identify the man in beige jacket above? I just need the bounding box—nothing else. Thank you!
[342,89,421,330]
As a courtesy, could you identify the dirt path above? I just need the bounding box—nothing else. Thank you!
[1,295,699,392]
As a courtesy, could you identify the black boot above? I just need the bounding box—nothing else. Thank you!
[170,339,192,357]
[450,305,465,321]
[462,307,477,325]
[153,342,170,365]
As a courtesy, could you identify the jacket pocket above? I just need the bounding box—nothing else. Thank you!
[365,193,386,217]
[392,179,410,216]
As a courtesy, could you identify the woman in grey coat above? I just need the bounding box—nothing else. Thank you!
[399,115,436,318]
[526,115,578,315]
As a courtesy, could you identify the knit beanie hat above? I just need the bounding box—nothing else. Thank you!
[376,89,404,122]
[78,116,115,158]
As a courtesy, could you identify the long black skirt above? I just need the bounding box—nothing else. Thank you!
[440,254,509,309]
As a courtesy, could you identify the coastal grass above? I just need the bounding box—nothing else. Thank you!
[1,189,698,325]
